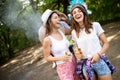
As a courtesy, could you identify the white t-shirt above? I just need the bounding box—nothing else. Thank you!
[71,22,104,58]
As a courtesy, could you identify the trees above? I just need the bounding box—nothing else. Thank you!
[86,0,120,22]
[0,0,37,64]
[40,0,120,21]
[40,0,70,14]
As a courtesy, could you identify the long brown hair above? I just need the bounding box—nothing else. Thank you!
[71,4,92,34]
[45,11,60,36]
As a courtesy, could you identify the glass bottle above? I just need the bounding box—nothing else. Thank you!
[73,43,83,61]
[65,51,72,62]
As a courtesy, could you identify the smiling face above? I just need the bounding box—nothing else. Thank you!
[45,12,61,35]
[70,4,92,33]
[72,8,84,23]
[51,13,61,29]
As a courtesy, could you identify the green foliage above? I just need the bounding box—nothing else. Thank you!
[86,0,120,22]
[39,0,120,22]
[0,24,10,63]
[0,23,35,64]
[40,0,71,14]
[0,0,38,64]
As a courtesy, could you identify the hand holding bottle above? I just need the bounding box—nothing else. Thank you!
[74,48,83,60]
[73,43,83,60]
[65,51,72,62]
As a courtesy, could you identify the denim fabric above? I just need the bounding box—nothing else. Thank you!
[101,55,116,74]
[83,59,111,76]
[76,55,116,80]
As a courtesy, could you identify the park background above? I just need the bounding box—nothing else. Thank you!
[0,0,120,80]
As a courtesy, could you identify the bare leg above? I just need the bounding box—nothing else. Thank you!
[84,75,96,80]
[98,73,112,80]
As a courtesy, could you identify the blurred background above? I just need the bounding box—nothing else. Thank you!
[0,0,120,80]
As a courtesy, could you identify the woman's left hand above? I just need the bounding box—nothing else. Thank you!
[91,53,100,64]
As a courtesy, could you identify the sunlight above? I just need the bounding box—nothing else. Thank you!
[19,0,44,8]
[1,63,9,68]
[21,55,32,61]
[27,50,34,54]
[0,21,3,25]
[22,61,31,66]
[116,54,120,59]
[10,59,19,64]
[36,58,47,67]
[19,0,30,5]
[1,59,19,68]
[107,31,120,42]
[107,35,116,42]
[19,0,30,8]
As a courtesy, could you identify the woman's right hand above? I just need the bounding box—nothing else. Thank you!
[61,55,71,62]
[91,53,100,64]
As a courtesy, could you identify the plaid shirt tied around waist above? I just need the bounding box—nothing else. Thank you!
[76,55,116,80]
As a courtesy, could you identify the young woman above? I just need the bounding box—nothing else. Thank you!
[42,9,80,80]
[71,4,113,80]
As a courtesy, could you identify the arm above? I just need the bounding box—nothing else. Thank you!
[60,21,72,35]
[91,32,109,63]
[43,37,70,62]
[61,27,72,35]
[98,32,109,56]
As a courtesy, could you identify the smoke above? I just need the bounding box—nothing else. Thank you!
[4,0,42,41]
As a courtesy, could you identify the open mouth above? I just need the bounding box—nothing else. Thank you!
[75,14,82,19]
[57,22,60,24]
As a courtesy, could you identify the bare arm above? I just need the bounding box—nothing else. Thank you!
[61,27,72,35]
[91,32,109,64]
[98,32,109,56]
[43,37,70,62]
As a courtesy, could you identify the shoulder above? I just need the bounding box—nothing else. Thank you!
[92,22,101,26]
[92,22,104,36]
[92,22,102,29]
[43,37,51,43]
[43,36,52,46]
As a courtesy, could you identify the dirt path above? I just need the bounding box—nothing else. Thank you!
[0,21,120,80]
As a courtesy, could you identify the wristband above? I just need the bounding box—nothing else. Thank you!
[98,53,101,57]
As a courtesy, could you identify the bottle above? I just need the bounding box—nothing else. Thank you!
[65,51,71,56]
[65,51,72,62]
[73,43,83,61]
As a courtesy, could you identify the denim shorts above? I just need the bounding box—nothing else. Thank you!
[83,59,111,76]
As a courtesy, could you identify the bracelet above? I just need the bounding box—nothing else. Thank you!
[97,53,101,57]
